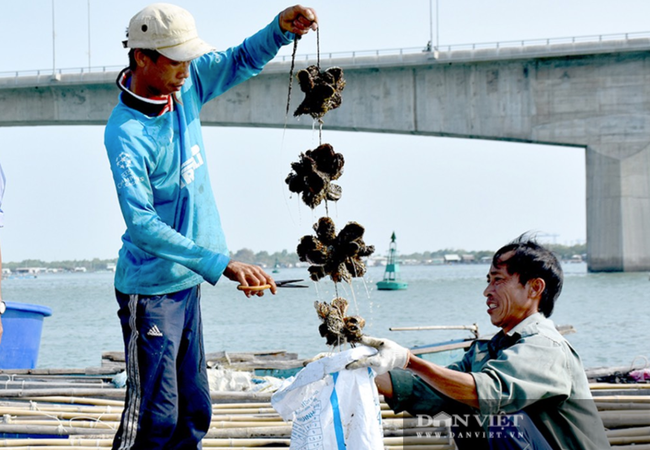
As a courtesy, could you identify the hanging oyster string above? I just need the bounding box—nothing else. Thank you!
[285,27,329,120]
[283,27,371,348]
[284,26,345,145]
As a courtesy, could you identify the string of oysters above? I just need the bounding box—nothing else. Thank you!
[285,31,375,348]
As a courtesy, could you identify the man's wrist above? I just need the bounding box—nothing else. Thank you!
[404,350,413,369]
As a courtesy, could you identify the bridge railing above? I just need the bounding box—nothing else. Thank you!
[0,65,125,80]
[275,30,650,63]
[1,30,650,80]
[433,31,650,51]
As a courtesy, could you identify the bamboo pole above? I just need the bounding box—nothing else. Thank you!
[610,435,650,445]
[210,414,280,422]
[384,436,452,446]
[0,382,112,391]
[209,421,285,429]
[600,410,650,428]
[0,408,122,422]
[0,389,125,399]
[0,447,112,450]
[205,426,292,439]
[212,402,271,410]
[210,392,272,403]
[209,407,277,415]
[0,447,112,449]
[6,420,117,430]
[0,403,123,414]
[595,396,650,403]
[591,383,650,390]
[0,438,112,447]
[0,423,114,437]
[22,397,124,407]
[607,426,650,437]
[609,445,650,450]
[596,402,650,411]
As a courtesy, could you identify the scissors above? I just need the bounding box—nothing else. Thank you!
[237,279,309,291]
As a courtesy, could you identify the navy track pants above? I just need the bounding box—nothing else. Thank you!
[112,285,212,450]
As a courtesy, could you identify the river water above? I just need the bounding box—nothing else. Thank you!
[3,262,649,371]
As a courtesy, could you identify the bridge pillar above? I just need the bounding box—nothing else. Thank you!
[587,144,650,271]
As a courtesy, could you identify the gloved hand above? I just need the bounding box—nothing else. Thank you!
[346,336,410,375]
[302,352,333,366]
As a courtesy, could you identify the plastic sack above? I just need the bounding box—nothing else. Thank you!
[629,368,650,381]
[271,347,384,450]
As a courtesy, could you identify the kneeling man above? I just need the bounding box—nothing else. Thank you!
[349,236,610,450]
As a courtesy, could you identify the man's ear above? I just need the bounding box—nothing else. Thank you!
[134,49,148,68]
[528,278,546,301]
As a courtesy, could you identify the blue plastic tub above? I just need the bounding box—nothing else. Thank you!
[0,301,52,369]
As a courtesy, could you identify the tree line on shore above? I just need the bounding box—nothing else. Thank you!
[4,243,586,272]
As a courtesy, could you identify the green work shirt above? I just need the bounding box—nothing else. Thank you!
[387,313,610,449]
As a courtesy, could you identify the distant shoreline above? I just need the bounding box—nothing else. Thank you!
[3,242,586,273]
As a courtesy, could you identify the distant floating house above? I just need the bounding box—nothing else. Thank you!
[444,254,461,264]
[461,254,475,263]
[568,254,584,263]
[15,267,45,275]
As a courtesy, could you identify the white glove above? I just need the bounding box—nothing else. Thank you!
[302,351,333,366]
[346,336,410,375]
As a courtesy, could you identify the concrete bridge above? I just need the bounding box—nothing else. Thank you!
[2,36,650,272]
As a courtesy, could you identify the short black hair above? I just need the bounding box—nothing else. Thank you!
[492,234,564,317]
[128,48,161,71]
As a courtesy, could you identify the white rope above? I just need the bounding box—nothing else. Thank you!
[630,355,649,370]
[68,412,119,431]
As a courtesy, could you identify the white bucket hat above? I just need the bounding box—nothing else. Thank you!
[124,3,214,62]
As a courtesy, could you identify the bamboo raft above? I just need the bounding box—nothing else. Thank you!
[0,355,648,449]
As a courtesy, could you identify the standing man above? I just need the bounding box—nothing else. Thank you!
[349,236,610,449]
[104,4,317,449]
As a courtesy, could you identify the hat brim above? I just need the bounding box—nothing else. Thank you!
[156,37,214,62]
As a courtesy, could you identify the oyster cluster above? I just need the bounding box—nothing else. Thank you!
[297,217,375,283]
[285,143,344,209]
[294,65,346,120]
[315,297,365,346]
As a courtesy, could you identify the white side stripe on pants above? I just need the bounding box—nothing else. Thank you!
[118,294,142,450]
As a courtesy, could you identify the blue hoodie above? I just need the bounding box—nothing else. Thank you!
[105,16,293,295]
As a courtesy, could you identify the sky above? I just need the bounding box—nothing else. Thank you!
[1,0,649,262]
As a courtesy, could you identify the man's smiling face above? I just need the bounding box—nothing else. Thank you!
[483,251,542,333]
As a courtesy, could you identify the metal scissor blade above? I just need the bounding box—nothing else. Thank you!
[276,279,309,288]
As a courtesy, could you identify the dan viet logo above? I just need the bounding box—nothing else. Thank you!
[415,412,526,440]
[432,412,452,427]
